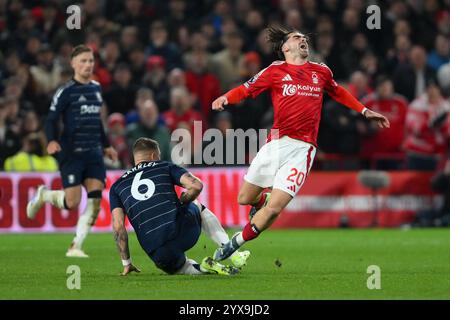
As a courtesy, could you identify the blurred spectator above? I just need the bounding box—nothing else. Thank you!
[115,0,150,42]
[145,20,183,71]
[163,86,205,134]
[347,71,373,99]
[319,83,369,159]
[83,0,102,22]
[437,62,450,96]
[240,51,261,78]
[228,52,272,130]
[125,87,166,127]
[119,26,140,59]
[0,51,22,88]
[200,19,223,53]
[0,98,21,169]
[164,0,190,42]
[185,51,221,122]
[167,68,186,88]
[301,0,318,33]
[339,8,362,46]
[126,99,171,161]
[254,29,277,67]
[107,113,131,169]
[312,30,344,80]
[284,9,303,33]
[127,45,147,85]
[436,10,450,36]
[341,33,371,79]
[100,39,121,74]
[211,30,245,91]
[21,110,40,136]
[242,9,265,49]
[104,63,137,114]
[393,45,436,101]
[2,97,22,134]
[4,132,57,172]
[142,55,170,111]
[183,31,213,72]
[22,35,42,66]
[92,49,113,90]
[359,52,381,84]
[360,76,408,169]
[385,34,411,74]
[427,34,450,71]
[37,3,60,41]
[416,0,441,48]
[29,44,61,95]
[208,0,232,36]
[404,82,450,171]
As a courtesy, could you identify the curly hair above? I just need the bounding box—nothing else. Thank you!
[266,25,296,60]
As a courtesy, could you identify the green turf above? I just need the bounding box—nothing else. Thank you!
[0,229,449,299]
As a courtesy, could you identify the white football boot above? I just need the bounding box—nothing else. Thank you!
[26,185,46,219]
[230,250,251,269]
[66,248,89,258]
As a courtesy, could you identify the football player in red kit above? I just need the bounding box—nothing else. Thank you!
[211,25,390,261]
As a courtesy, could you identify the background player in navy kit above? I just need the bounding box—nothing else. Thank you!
[109,138,250,276]
[27,45,118,258]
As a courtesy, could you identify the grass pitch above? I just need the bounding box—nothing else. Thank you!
[0,229,449,300]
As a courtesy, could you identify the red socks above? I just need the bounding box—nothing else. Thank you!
[242,222,261,241]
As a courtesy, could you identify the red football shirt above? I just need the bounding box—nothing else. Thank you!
[227,61,355,147]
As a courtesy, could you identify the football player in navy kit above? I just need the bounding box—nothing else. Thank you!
[27,45,118,258]
[110,138,249,276]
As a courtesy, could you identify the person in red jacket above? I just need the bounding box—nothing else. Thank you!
[185,51,221,122]
[211,25,390,262]
[404,82,450,170]
[360,76,408,169]
[162,86,206,164]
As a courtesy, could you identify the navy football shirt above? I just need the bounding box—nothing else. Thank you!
[45,79,109,152]
[109,161,188,252]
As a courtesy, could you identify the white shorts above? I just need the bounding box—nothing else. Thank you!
[244,136,316,197]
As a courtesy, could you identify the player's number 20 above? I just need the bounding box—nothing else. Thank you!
[131,171,156,201]
[286,168,305,187]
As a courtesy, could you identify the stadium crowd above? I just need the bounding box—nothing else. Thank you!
[1,0,450,172]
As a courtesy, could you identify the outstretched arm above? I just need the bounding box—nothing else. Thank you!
[328,85,390,129]
[212,64,273,111]
[112,208,140,276]
[212,85,249,111]
[179,172,204,204]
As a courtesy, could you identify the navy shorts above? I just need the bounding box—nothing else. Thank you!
[57,148,106,188]
[150,203,202,274]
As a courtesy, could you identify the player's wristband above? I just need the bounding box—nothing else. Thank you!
[361,107,368,116]
[122,258,132,266]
